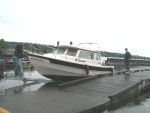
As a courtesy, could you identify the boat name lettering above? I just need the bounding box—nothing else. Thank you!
[78,59,85,62]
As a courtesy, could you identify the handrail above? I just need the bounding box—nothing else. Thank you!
[77,43,100,51]
[27,43,41,54]
[27,43,56,55]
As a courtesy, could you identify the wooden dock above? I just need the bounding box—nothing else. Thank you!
[0,68,150,113]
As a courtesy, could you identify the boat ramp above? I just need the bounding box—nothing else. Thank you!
[1,68,150,113]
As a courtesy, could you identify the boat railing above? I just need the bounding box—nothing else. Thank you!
[27,43,56,55]
[77,43,100,52]
[27,43,42,54]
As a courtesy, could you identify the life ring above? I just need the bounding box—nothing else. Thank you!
[85,65,89,75]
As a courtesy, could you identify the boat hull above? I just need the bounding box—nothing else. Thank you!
[27,53,114,81]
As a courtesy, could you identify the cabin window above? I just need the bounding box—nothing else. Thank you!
[79,51,94,60]
[57,48,66,55]
[66,48,78,56]
[96,53,101,60]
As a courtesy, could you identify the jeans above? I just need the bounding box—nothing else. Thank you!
[12,55,21,76]
[125,62,130,72]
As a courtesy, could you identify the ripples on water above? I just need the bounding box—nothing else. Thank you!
[0,68,52,95]
[102,90,150,113]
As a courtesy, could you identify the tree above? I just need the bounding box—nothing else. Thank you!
[0,39,8,49]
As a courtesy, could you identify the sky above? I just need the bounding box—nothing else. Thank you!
[0,0,150,57]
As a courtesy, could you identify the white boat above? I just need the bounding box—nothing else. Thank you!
[27,43,114,81]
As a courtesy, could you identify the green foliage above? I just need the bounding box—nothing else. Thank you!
[0,39,8,49]
[101,51,150,60]
[1,40,150,60]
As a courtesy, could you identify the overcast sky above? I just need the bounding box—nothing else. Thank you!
[0,0,150,57]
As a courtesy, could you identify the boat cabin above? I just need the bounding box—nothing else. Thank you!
[43,45,103,66]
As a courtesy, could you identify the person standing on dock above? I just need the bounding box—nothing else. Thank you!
[12,43,26,77]
[124,48,131,73]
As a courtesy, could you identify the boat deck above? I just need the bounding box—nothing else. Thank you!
[0,68,150,113]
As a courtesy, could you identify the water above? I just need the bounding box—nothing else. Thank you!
[102,90,150,113]
[0,68,52,95]
[100,65,150,113]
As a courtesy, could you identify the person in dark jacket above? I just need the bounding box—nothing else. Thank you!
[12,43,25,77]
[124,48,131,73]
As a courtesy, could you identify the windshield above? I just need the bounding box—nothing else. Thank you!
[66,48,78,57]
[56,48,66,55]
[79,50,94,60]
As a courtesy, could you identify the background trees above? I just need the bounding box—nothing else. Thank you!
[0,39,8,49]
[0,38,149,60]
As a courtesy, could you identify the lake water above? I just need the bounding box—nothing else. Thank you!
[100,65,150,113]
[102,90,150,113]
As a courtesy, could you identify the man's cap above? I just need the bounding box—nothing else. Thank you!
[125,48,128,50]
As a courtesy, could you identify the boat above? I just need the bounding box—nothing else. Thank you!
[27,42,114,81]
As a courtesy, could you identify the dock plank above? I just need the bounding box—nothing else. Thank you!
[1,70,150,113]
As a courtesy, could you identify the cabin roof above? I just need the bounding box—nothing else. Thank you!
[56,45,100,53]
